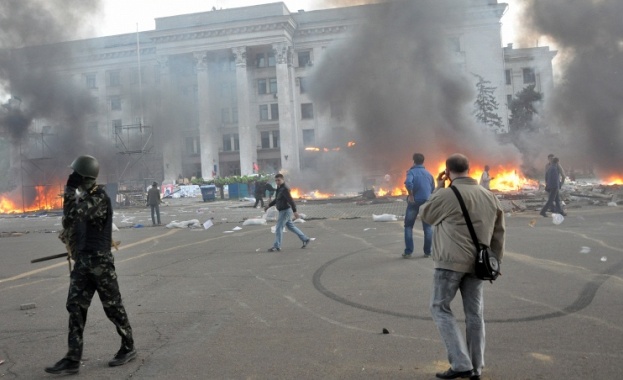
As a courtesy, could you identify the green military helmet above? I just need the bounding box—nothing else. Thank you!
[70,155,100,179]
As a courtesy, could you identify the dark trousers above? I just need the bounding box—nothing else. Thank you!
[64,252,133,361]
[150,204,161,225]
[253,195,264,208]
[541,188,563,214]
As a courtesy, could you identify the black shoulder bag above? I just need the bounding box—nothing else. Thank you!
[450,186,501,283]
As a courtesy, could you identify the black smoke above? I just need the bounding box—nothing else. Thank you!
[306,0,520,191]
[518,0,623,178]
[0,1,114,189]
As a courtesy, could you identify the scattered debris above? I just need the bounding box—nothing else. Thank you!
[372,214,397,222]
[20,303,36,310]
[166,219,202,229]
[242,218,267,226]
[382,328,390,334]
[580,246,591,254]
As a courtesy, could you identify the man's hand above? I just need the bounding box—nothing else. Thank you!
[407,194,415,204]
[293,212,300,220]
[66,172,82,189]
[437,171,447,181]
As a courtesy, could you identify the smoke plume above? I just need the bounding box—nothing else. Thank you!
[307,0,519,190]
[0,0,113,187]
[518,0,623,178]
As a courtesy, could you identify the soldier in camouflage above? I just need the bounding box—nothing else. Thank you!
[45,155,136,375]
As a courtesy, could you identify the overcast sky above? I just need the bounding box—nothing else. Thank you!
[95,0,520,46]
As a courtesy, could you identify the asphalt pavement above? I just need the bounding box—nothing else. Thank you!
[0,197,622,379]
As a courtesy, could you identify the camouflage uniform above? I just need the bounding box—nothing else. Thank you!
[60,184,134,361]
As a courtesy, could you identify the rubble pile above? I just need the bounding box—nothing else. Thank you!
[495,180,620,213]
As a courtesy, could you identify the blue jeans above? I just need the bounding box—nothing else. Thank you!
[273,208,308,249]
[150,204,161,225]
[404,199,432,255]
[430,269,485,375]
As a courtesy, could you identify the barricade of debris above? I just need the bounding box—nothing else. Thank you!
[494,180,620,213]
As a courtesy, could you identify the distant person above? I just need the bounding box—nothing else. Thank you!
[264,173,311,252]
[253,180,266,209]
[421,153,505,380]
[46,155,135,375]
[545,154,565,187]
[540,157,566,217]
[146,182,161,225]
[479,165,494,190]
[403,153,435,258]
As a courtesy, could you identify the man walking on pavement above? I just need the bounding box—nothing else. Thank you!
[45,155,136,375]
[403,153,435,258]
[264,173,311,252]
[421,153,505,380]
[146,181,161,225]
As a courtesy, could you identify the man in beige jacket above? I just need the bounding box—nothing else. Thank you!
[421,153,505,380]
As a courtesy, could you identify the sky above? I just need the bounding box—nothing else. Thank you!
[95,0,521,46]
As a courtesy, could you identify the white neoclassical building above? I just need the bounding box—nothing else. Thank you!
[29,1,555,184]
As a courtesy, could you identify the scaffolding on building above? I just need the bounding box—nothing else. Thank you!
[114,122,162,207]
[19,130,64,212]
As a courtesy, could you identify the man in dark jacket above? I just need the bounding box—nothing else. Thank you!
[253,180,266,208]
[403,152,435,258]
[264,173,311,251]
[45,155,135,375]
[146,181,161,225]
[540,157,566,217]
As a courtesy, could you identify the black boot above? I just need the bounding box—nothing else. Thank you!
[44,358,80,374]
[108,347,137,367]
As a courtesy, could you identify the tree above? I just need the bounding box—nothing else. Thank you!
[508,84,543,134]
[473,74,503,132]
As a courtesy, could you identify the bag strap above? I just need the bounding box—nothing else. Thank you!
[450,185,481,253]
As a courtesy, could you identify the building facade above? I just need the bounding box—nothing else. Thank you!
[49,1,554,184]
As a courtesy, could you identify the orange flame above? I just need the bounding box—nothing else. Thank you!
[0,185,63,214]
[603,176,623,185]
[290,188,334,199]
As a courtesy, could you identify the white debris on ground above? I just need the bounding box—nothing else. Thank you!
[242,218,267,226]
[165,219,202,229]
[372,214,397,222]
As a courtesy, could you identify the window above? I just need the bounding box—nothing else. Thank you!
[223,134,239,151]
[221,108,230,123]
[272,130,280,148]
[267,51,276,67]
[301,103,314,119]
[303,129,315,147]
[269,78,278,94]
[259,105,269,121]
[107,70,120,87]
[256,53,266,68]
[298,51,312,67]
[505,69,512,85]
[186,137,200,155]
[261,131,271,149]
[110,96,121,111]
[523,68,535,84]
[299,77,307,94]
[223,134,232,151]
[258,79,268,95]
[232,107,238,123]
[270,104,279,120]
[86,73,96,89]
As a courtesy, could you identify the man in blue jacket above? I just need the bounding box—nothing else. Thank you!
[403,153,435,258]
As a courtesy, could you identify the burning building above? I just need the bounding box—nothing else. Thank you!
[1,0,560,212]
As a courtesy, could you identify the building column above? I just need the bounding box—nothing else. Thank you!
[232,46,255,176]
[194,52,218,180]
[273,42,300,173]
[157,55,182,184]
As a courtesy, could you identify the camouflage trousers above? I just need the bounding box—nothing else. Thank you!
[64,250,134,361]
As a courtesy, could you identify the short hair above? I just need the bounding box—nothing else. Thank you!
[412,153,425,165]
[547,154,554,158]
[552,157,559,164]
[446,153,469,174]
[274,173,284,180]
